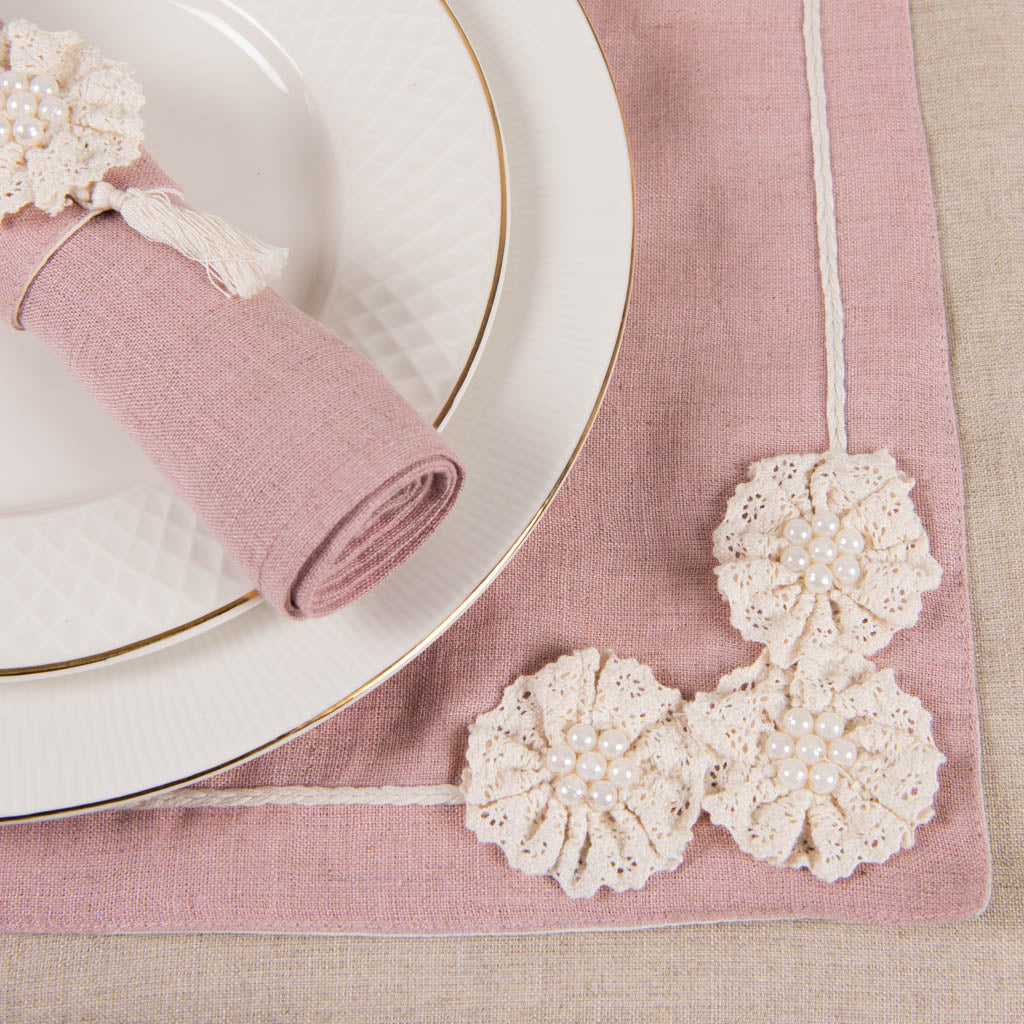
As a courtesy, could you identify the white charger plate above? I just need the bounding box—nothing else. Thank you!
[0,0,633,820]
[0,0,505,674]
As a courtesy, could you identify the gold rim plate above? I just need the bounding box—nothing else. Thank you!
[0,0,508,678]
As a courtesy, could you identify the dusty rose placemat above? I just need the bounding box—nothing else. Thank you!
[0,0,989,932]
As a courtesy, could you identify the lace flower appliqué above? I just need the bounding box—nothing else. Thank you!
[461,649,707,898]
[686,651,944,882]
[0,19,144,216]
[713,449,941,667]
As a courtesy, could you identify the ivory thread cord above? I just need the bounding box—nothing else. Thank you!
[130,784,466,811]
[803,0,848,454]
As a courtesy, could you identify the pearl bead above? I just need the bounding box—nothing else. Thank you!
[764,730,794,760]
[828,738,858,769]
[587,780,618,812]
[12,118,45,148]
[832,556,861,586]
[0,70,29,95]
[566,723,597,753]
[780,546,810,573]
[554,774,586,807]
[597,729,629,760]
[545,744,576,776]
[607,757,638,789]
[776,758,808,790]
[814,712,845,741]
[812,510,840,537]
[0,118,9,145]
[37,96,69,127]
[795,734,826,764]
[28,75,59,98]
[807,762,840,795]
[6,90,37,120]
[807,536,838,563]
[576,751,607,782]
[836,527,865,556]
[804,563,833,593]
[781,707,814,738]
[783,518,813,545]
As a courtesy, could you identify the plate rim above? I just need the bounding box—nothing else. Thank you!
[0,0,635,823]
[0,0,509,679]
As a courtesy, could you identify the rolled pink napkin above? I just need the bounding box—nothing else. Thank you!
[0,154,464,617]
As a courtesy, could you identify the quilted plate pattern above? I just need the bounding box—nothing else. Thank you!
[0,0,503,672]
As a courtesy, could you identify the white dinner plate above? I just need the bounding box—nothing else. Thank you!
[0,0,633,820]
[0,0,505,674]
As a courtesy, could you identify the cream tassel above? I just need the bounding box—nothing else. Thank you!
[75,182,287,299]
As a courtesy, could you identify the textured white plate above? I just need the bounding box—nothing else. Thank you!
[0,0,504,673]
[0,0,633,820]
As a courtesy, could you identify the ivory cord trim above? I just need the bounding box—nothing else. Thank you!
[803,0,848,453]
[130,784,466,811]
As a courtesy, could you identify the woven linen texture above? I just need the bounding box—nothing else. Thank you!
[0,0,988,931]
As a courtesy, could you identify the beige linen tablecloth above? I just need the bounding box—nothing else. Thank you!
[1,0,1021,1018]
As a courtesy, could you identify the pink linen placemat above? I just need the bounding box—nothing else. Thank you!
[0,0,989,932]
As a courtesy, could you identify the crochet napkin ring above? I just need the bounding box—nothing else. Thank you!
[0,19,285,300]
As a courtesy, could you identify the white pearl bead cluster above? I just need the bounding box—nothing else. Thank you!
[779,511,865,595]
[546,723,640,813]
[764,706,859,795]
[0,70,68,152]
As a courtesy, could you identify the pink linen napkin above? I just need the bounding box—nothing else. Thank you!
[0,0,989,931]
[0,155,463,617]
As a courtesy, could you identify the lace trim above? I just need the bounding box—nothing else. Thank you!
[0,20,144,216]
[0,20,284,296]
[713,450,942,667]
[686,652,945,882]
[461,650,708,898]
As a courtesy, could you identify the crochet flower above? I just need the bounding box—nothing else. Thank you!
[0,19,144,216]
[685,651,944,882]
[461,649,707,897]
[713,449,941,667]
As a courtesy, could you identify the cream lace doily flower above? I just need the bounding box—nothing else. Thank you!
[461,649,707,898]
[713,449,942,667]
[685,651,944,882]
[0,19,144,216]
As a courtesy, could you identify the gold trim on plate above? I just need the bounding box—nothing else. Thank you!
[0,0,509,679]
[0,0,635,822]
[432,0,509,432]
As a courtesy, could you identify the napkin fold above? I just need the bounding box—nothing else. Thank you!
[0,154,464,617]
